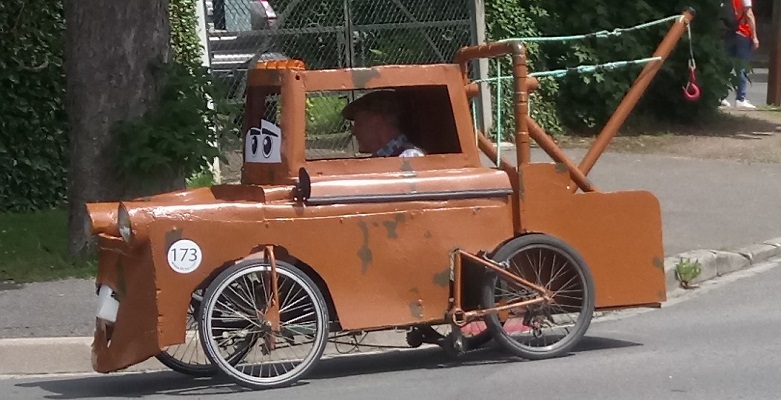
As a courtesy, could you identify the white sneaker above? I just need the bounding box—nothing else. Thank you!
[720,99,731,107]
[735,99,757,109]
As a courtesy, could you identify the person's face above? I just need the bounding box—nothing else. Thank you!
[351,110,391,154]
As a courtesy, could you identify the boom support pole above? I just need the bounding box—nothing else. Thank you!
[574,8,696,190]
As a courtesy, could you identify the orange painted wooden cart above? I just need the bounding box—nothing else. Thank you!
[85,8,694,390]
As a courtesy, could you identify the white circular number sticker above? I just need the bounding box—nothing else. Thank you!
[167,239,203,274]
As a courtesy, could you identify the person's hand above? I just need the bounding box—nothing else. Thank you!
[752,37,760,50]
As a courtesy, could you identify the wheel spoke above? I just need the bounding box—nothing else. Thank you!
[280,291,309,313]
[535,248,545,286]
[282,310,316,326]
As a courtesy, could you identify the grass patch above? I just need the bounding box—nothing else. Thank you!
[186,169,215,188]
[0,209,96,283]
[306,94,349,136]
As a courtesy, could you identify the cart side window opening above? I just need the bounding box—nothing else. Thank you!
[303,85,462,161]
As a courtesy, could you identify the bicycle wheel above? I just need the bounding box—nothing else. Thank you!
[155,291,217,376]
[482,234,595,360]
[199,259,329,390]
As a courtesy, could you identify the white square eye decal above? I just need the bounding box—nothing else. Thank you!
[245,119,282,163]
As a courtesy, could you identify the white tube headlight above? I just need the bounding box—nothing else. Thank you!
[117,203,133,243]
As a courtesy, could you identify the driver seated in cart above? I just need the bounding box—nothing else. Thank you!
[341,90,425,158]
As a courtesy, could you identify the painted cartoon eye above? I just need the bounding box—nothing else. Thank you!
[245,124,280,163]
[260,128,279,159]
[262,135,273,157]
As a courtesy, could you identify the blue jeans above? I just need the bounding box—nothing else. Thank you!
[725,34,753,101]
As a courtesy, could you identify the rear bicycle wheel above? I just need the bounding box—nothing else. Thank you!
[156,289,255,376]
[155,290,217,376]
[482,234,595,360]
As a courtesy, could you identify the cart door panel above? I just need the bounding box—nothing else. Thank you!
[520,163,667,309]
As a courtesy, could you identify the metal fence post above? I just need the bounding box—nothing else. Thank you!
[345,0,358,152]
[468,0,493,135]
[197,0,221,183]
[766,0,781,105]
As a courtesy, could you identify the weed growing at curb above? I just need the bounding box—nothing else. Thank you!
[675,258,703,289]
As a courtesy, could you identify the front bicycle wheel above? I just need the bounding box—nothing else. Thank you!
[199,259,329,390]
[482,234,595,360]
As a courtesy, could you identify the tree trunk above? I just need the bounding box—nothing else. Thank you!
[64,0,179,256]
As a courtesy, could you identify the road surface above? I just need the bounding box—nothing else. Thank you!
[4,257,780,399]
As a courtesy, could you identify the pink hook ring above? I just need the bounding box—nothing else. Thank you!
[682,82,700,102]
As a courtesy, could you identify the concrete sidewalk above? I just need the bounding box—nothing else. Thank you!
[2,149,780,376]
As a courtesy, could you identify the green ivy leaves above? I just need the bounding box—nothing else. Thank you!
[1,0,236,210]
[0,0,67,212]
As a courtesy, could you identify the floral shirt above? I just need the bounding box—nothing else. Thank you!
[373,134,425,157]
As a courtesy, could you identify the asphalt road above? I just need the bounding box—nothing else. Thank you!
[5,257,780,399]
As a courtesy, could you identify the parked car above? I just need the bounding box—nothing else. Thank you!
[205,0,287,98]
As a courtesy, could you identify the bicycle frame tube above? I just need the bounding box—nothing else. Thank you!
[263,245,281,332]
[448,249,551,326]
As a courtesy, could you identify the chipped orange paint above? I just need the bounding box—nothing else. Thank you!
[85,8,695,374]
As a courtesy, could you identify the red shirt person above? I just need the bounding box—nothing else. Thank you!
[721,0,759,109]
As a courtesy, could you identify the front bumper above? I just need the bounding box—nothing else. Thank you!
[91,235,162,373]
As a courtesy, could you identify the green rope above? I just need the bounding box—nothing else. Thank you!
[497,15,681,44]
[475,56,662,84]
[530,56,662,78]
[476,13,683,157]
[478,56,661,156]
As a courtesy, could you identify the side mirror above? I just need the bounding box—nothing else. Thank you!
[294,167,311,201]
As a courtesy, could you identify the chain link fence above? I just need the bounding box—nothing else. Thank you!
[203,0,477,180]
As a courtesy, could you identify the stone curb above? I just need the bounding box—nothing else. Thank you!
[664,236,781,297]
[2,237,781,377]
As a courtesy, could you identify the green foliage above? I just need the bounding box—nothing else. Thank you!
[0,209,95,283]
[0,0,740,215]
[675,257,702,288]
[1,0,234,211]
[0,0,68,212]
[486,0,562,139]
[112,0,242,191]
[112,61,237,188]
[170,0,203,68]
[306,95,349,136]
[186,169,215,188]
[486,0,733,135]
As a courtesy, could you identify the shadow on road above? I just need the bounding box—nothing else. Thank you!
[16,335,639,398]
[16,372,241,399]
[0,281,22,291]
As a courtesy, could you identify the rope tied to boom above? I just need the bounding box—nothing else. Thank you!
[682,20,700,101]
[473,12,693,160]
[496,14,681,44]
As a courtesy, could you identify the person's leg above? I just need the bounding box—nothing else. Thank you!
[735,35,753,102]
[722,34,738,106]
